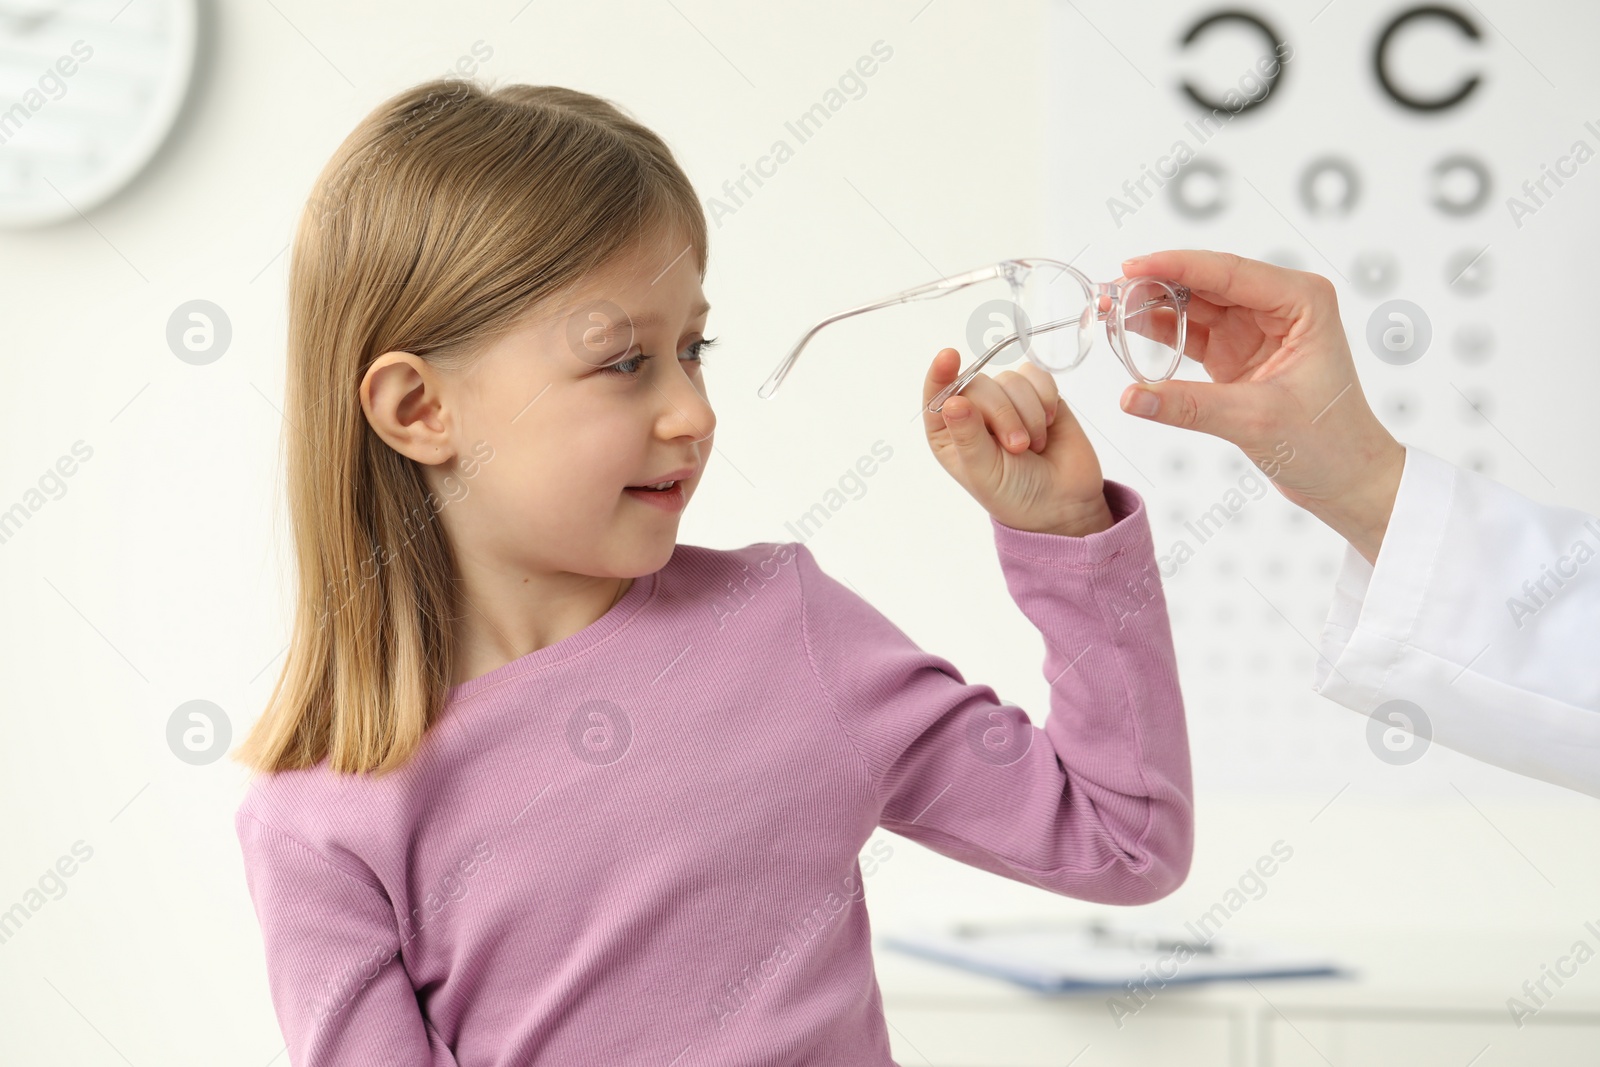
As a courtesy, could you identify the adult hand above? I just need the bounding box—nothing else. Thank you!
[1115,250,1406,564]
[923,348,1113,537]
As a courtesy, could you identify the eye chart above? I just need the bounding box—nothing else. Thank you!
[1045,0,1600,795]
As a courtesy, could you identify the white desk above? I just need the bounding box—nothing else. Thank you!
[873,928,1600,1066]
[864,791,1600,1067]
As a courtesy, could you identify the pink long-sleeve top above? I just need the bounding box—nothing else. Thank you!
[234,479,1193,1065]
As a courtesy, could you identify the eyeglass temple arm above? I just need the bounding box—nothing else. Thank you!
[758,264,1006,399]
[928,309,1090,413]
[978,310,1086,365]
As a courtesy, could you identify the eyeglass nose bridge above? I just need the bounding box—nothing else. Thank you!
[1091,281,1118,323]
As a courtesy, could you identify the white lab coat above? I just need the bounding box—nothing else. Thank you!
[1313,444,1600,797]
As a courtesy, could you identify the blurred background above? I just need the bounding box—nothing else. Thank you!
[1,0,1597,1064]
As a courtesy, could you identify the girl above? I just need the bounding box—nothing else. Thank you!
[232,77,1193,1066]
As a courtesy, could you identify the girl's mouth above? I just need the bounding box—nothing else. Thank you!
[623,480,686,510]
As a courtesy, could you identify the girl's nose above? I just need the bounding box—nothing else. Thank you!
[657,365,715,444]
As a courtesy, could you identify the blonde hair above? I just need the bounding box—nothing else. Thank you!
[234,78,708,778]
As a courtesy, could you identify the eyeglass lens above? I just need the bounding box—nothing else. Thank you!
[1113,278,1185,382]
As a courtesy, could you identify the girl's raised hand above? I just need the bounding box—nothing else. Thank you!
[922,348,1113,537]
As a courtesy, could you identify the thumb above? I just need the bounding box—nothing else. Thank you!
[1119,379,1263,444]
[939,395,1000,472]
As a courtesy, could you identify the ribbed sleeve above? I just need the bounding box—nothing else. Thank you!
[235,809,460,1067]
[794,480,1194,904]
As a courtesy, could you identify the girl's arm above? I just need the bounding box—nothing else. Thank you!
[794,480,1193,904]
[235,809,461,1067]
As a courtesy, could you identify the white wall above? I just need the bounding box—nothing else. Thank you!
[0,1,1596,1063]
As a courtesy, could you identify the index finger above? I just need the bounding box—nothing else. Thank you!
[1119,249,1319,316]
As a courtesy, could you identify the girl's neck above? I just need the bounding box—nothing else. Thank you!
[450,574,632,688]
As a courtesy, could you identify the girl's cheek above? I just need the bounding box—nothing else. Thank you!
[439,474,468,505]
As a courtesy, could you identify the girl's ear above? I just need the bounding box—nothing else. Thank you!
[360,351,457,464]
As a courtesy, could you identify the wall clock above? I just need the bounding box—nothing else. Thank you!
[0,0,199,228]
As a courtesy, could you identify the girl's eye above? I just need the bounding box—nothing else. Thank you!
[603,336,718,378]
[684,336,717,367]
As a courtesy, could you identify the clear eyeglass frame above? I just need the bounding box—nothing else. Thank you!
[756,257,1192,414]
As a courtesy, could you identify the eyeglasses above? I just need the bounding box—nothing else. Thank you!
[757,257,1191,414]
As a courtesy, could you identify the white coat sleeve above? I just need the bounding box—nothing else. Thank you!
[1312,444,1600,797]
